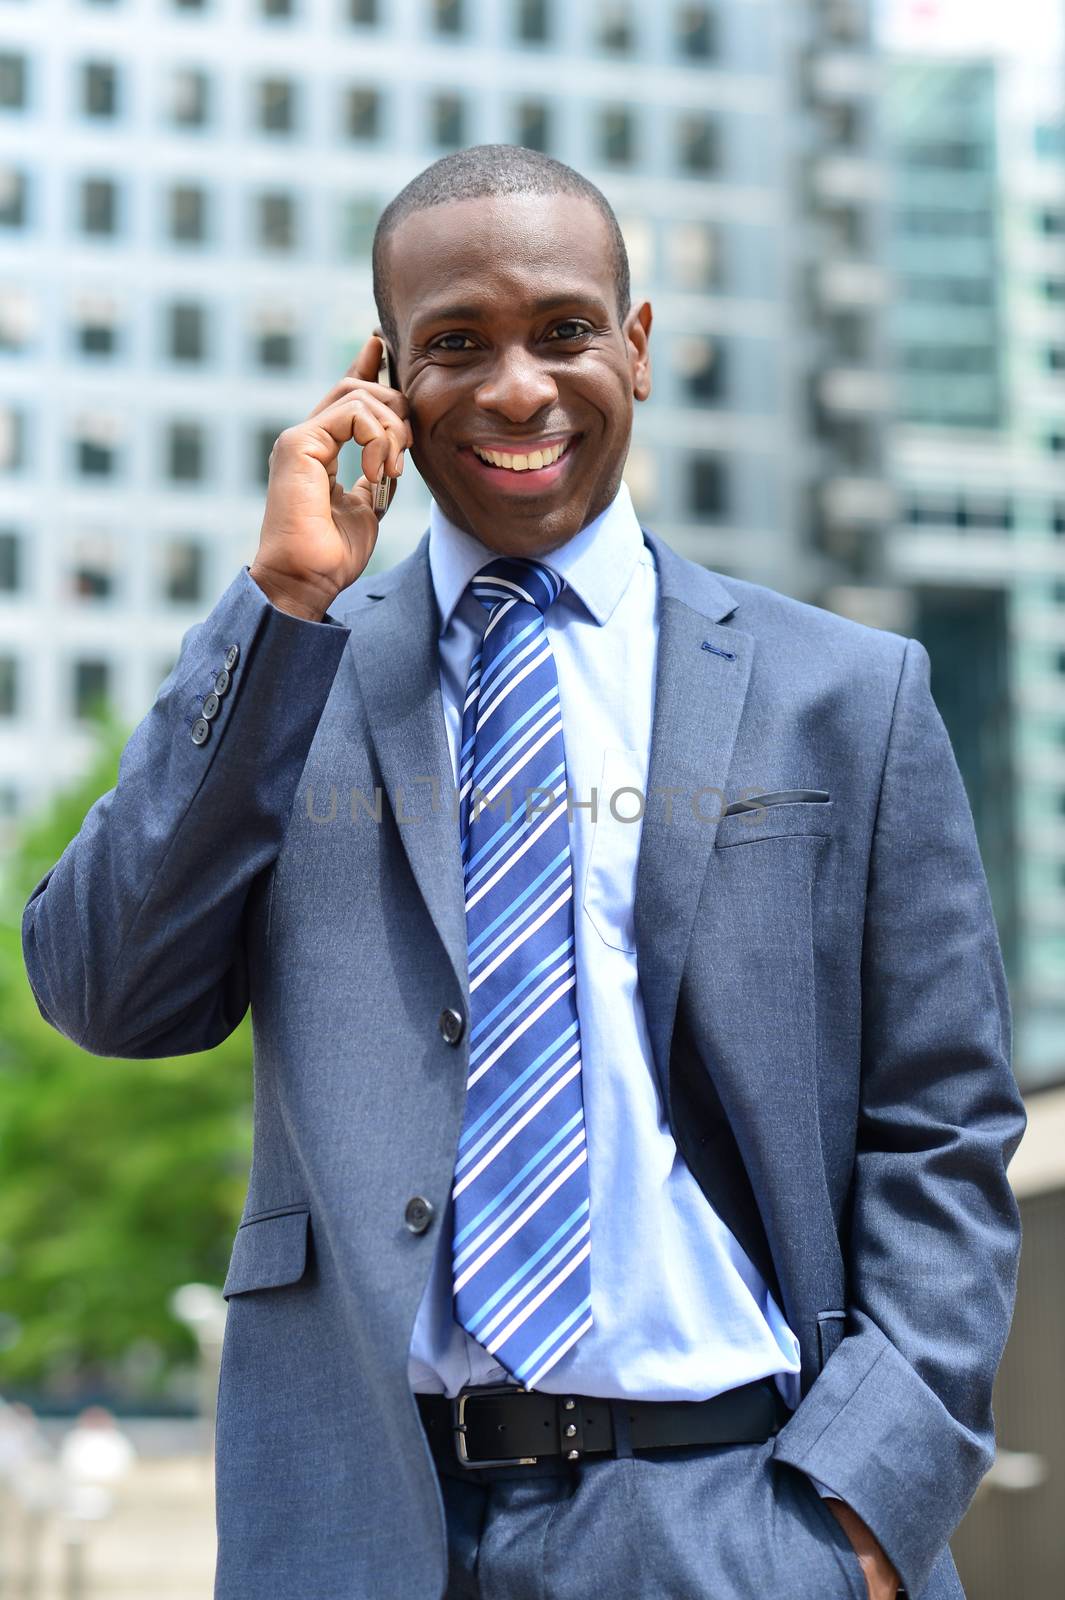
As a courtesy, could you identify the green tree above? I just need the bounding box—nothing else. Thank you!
[0,727,252,1400]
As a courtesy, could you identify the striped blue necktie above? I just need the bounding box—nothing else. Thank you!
[451,555,593,1391]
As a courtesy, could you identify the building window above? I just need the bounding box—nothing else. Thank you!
[430,93,465,149]
[167,421,206,482]
[343,87,380,140]
[514,99,550,153]
[261,0,294,15]
[515,0,549,43]
[256,77,297,134]
[596,3,633,51]
[598,106,635,167]
[0,656,17,718]
[254,424,285,487]
[167,68,210,127]
[0,169,27,228]
[0,53,27,110]
[168,183,207,243]
[74,296,119,355]
[677,113,718,174]
[349,0,378,20]
[431,0,464,33]
[0,530,21,593]
[75,416,120,477]
[1039,207,1065,236]
[80,177,119,236]
[1046,347,1065,373]
[167,301,207,361]
[70,534,117,601]
[0,287,34,352]
[674,335,725,405]
[1047,431,1065,455]
[162,538,205,604]
[257,191,297,250]
[688,452,728,517]
[0,407,25,471]
[675,3,716,59]
[82,61,118,118]
[252,308,297,368]
[338,196,377,259]
[73,658,110,720]
[1042,277,1065,303]
[173,0,209,9]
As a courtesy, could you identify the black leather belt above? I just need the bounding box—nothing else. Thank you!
[416,1377,788,1470]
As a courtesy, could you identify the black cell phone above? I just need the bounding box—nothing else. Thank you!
[372,339,397,513]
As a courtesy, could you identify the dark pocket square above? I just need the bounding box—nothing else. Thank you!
[722,789,831,816]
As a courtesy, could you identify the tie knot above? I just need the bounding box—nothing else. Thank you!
[469,556,564,617]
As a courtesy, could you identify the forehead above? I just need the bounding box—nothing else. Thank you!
[385,192,617,331]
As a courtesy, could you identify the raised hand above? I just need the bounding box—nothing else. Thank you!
[249,334,412,620]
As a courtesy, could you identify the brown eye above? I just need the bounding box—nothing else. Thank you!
[431,333,476,352]
[549,321,592,341]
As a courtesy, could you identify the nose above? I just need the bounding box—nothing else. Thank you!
[474,346,558,424]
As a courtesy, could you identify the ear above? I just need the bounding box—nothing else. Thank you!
[624,301,653,403]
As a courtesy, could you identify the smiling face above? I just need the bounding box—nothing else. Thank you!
[380,192,652,556]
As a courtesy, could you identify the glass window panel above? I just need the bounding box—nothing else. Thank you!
[257,192,296,250]
[343,87,380,140]
[162,538,205,603]
[0,53,27,109]
[73,658,110,720]
[598,105,634,165]
[0,530,19,592]
[169,184,207,242]
[0,169,27,228]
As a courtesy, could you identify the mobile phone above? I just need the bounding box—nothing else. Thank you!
[372,340,397,514]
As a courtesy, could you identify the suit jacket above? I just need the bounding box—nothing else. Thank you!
[22,526,1026,1600]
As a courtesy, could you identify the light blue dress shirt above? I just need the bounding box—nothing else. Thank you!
[409,483,804,1412]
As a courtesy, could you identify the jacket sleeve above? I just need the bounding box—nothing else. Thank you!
[22,567,350,1058]
[772,636,1026,1598]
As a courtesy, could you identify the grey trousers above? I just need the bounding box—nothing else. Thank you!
[435,1437,873,1600]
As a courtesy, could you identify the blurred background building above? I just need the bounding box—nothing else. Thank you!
[0,0,1062,1594]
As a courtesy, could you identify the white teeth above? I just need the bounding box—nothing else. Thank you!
[473,440,569,471]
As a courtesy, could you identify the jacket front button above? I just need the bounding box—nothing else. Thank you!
[404,1196,435,1235]
[439,1007,465,1046]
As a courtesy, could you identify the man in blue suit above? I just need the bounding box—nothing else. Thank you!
[24,146,1024,1600]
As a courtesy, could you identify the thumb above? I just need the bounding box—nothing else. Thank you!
[351,334,384,384]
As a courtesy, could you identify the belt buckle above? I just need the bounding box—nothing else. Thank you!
[451,1381,539,1469]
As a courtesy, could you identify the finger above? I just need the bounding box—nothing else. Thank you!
[315,391,410,474]
[306,376,410,423]
[352,333,384,384]
[298,392,407,475]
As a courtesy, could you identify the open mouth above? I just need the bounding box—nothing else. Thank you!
[471,438,573,472]
[462,435,580,492]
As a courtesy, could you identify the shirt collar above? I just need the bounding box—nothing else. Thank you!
[428,479,644,635]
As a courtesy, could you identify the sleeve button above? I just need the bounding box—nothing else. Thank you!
[404,1196,435,1235]
[191,717,210,746]
[438,1007,465,1046]
[223,643,240,670]
[201,691,221,721]
[213,667,231,697]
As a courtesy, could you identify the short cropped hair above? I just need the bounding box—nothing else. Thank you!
[372,144,631,352]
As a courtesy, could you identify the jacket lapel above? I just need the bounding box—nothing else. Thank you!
[341,536,470,1002]
[634,528,753,1111]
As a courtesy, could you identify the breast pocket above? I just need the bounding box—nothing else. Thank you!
[582,748,645,953]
